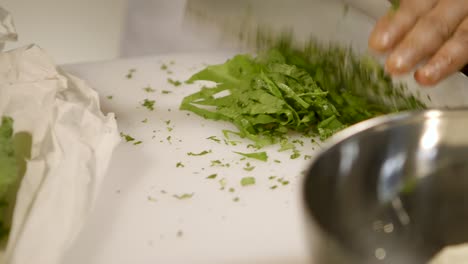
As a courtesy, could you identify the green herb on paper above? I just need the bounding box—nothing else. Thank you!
[133,141,143,145]
[270,185,278,190]
[176,162,185,168]
[290,149,301,159]
[166,136,172,143]
[229,188,235,193]
[187,150,212,156]
[240,177,256,186]
[207,136,221,143]
[143,86,156,93]
[269,176,277,180]
[106,95,113,100]
[243,162,255,171]
[233,197,240,202]
[168,78,182,87]
[147,196,157,202]
[173,193,194,200]
[161,64,168,70]
[126,68,136,79]
[304,155,312,160]
[142,118,148,123]
[162,90,172,94]
[120,132,135,142]
[219,178,227,190]
[206,174,217,179]
[210,160,229,167]
[141,99,156,111]
[234,151,268,162]
[274,160,281,163]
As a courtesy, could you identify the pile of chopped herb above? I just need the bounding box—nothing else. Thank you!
[180,41,425,147]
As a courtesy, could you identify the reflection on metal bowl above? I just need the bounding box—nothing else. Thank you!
[303,110,468,264]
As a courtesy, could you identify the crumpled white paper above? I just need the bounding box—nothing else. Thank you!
[0,8,120,264]
[0,7,17,51]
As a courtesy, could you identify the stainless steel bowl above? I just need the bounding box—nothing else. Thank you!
[303,109,468,264]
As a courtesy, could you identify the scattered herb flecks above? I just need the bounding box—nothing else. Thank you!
[162,90,172,94]
[240,177,256,187]
[143,86,156,93]
[126,68,136,79]
[173,193,194,200]
[187,150,212,156]
[141,99,156,111]
[168,78,182,87]
[176,162,185,168]
[106,95,113,100]
[206,173,217,179]
[234,151,268,162]
[120,132,135,142]
[207,136,221,143]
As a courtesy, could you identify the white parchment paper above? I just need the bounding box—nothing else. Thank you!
[0,8,120,264]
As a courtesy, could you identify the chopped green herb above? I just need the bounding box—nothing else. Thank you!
[161,90,172,94]
[165,120,171,125]
[167,127,173,132]
[233,151,268,162]
[166,136,172,143]
[143,86,156,93]
[269,176,277,180]
[274,160,281,163]
[229,188,235,193]
[141,99,156,111]
[187,150,212,156]
[161,64,168,70]
[243,162,255,171]
[176,162,185,168]
[147,196,157,202]
[126,68,136,79]
[233,197,240,202]
[106,95,113,100]
[304,155,312,160]
[219,178,227,190]
[240,177,256,186]
[207,136,221,143]
[206,173,217,179]
[168,78,182,87]
[180,41,425,147]
[292,139,305,147]
[142,118,148,123]
[281,180,290,186]
[133,141,143,145]
[290,149,301,159]
[173,193,194,200]
[120,132,135,142]
[270,185,278,190]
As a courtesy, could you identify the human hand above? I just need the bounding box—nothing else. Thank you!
[369,0,468,86]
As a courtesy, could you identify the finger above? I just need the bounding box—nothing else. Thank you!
[386,0,468,75]
[415,17,468,86]
[369,0,437,52]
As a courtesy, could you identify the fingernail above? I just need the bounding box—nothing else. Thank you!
[387,51,411,73]
[419,64,441,83]
[377,32,391,48]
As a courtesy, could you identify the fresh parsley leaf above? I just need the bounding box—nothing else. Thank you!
[234,151,268,162]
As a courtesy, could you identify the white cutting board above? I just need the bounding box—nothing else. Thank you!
[59,2,468,263]
[61,53,317,264]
